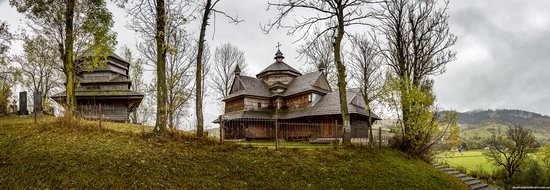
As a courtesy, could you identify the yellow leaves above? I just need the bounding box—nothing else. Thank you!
[537,144,550,166]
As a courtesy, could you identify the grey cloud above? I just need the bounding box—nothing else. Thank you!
[2,0,550,123]
[434,0,550,115]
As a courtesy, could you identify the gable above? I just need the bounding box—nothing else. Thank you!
[313,73,331,91]
[230,76,245,94]
[283,71,331,96]
[349,92,367,108]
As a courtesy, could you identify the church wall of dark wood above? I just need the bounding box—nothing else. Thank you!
[284,93,311,109]
[225,98,244,113]
[77,101,129,122]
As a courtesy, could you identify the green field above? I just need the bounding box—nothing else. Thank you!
[0,116,469,189]
[436,150,495,175]
[436,149,546,176]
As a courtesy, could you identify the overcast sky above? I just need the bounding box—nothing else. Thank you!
[1,0,550,124]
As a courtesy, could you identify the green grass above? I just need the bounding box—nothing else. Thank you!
[436,150,494,175]
[0,115,469,189]
[436,150,544,176]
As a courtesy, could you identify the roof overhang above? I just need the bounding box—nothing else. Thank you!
[223,94,271,102]
[256,70,301,79]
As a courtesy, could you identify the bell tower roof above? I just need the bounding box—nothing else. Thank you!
[256,46,301,79]
[234,64,241,76]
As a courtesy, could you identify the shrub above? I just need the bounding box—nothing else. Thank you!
[514,158,549,186]
[470,164,490,180]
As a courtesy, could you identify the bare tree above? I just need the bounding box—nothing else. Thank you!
[16,35,62,113]
[125,0,194,133]
[194,0,242,137]
[211,43,247,110]
[120,46,147,123]
[165,31,195,129]
[297,29,337,89]
[200,43,211,117]
[0,21,14,78]
[349,34,383,146]
[379,0,456,87]
[140,80,160,126]
[11,0,117,117]
[377,0,456,155]
[0,21,11,61]
[134,27,195,129]
[263,0,376,143]
[0,21,15,107]
[484,126,537,187]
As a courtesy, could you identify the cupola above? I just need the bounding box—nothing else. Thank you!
[256,46,302,87]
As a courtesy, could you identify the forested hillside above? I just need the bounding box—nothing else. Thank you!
[441,109,550,145]
[453,109,550,127]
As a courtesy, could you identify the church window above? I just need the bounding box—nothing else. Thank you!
[311,93,322,106]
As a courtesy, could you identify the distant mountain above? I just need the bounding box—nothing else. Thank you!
[442,109,550,128]
[444,109,550,144]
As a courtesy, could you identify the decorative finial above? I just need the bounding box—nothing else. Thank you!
[318,64,326,72]
[234,64,241,76]
[274,42,284,61]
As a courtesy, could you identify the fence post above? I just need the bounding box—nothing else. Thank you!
[337,120,340,148]
[275,118,279,150]
[99,104,102,128]
[219,117,224,143]
[378,127,382,148]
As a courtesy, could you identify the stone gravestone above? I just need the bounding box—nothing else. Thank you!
[33,91,43,114]
[9,102,16,114]
[18,91,29,115]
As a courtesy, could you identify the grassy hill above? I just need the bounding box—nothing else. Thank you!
[0,116,468,189]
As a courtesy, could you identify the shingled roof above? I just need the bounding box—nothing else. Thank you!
[280,90,380,120]
[78,75,131,83]
[79,49,126,64]
[256,61,301,77]
[51,89,143,99]
[110,53,126,63]
[224,71,333,100]
[218,90,380,121]
[283,71,331,96]
[224,76,272,100]
[256,49,301,78]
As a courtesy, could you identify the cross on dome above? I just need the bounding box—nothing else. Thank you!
[274,42,284,61]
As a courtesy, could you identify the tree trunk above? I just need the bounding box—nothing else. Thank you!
[195,0,212,138]
[64,0,76,118]
[368,107,374,147]
[334,5,351,144]
[154,0,168,134]
[132,110,138,123]
[400,83,410,149]
[168,108,174,129]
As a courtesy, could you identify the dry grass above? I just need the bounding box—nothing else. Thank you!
[0,115,469,189]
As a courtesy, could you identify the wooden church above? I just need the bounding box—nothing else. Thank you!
[52,54,143,122]
[216,48,380,140]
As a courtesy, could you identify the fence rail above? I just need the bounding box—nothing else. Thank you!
[219,118,394,149]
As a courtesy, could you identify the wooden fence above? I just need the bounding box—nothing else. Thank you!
[219,118,394,149]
